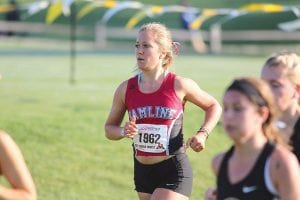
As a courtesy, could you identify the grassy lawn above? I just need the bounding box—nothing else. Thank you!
[0,45,264,199]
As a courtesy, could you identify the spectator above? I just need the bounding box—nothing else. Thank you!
[180,0,207,53]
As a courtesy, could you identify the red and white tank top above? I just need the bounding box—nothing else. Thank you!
[125,72,185,156]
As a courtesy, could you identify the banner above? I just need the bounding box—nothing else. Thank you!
[1,0,298,31]
[0,5,16,13]
[78,0,117,19]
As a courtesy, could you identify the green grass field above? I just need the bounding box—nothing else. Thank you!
[0,43,265,199]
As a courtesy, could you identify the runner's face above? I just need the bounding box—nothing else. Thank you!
[222,90,264,142]
[135,30,163,71]
[261,66,296,112]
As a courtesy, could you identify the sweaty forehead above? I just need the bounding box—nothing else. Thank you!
[223,90,248,104]
[261,65,287,81]
[136,30,156,42]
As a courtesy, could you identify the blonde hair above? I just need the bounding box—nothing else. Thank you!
[263,51,300,85]
[226,77,288,148]
[138,22,178,69]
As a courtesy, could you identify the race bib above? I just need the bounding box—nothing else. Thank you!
[133,124,168,153]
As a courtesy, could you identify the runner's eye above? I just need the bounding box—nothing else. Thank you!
[270,82,281,89]
[233,105,243,112]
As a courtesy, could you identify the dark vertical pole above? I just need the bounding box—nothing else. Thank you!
[70,2,76,84]
[5,0,20,36]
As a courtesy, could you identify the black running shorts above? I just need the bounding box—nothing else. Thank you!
[134,153,193,197]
